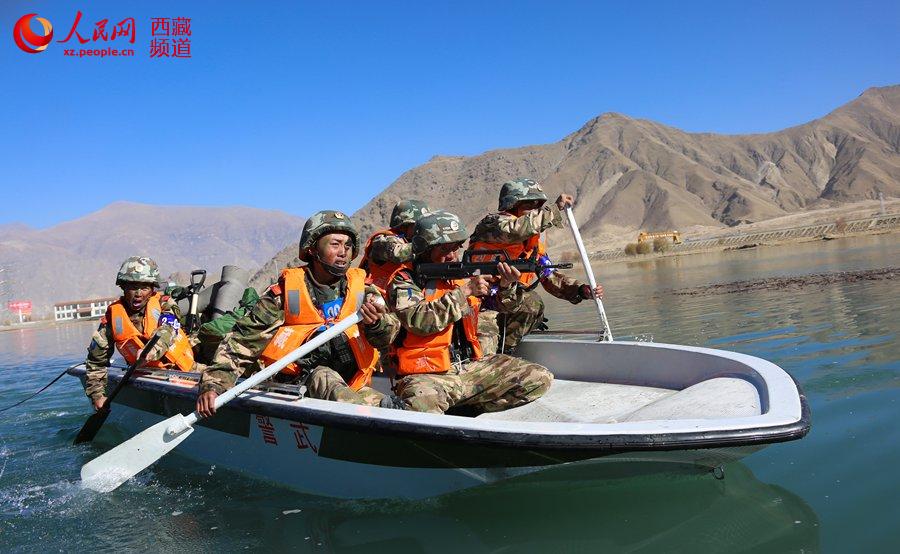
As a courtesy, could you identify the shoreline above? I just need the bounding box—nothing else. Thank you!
[5,210,897,323]
[587,222,900,267]
[544,199,900,265]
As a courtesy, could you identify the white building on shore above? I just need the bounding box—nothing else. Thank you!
[54,297,118,321]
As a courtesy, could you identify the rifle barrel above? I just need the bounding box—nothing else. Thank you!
[415,260,572,280]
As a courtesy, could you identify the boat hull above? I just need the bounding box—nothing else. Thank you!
[96,382,761,499]
[73,337,809,499]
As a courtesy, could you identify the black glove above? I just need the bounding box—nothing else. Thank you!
[579,284,593,300]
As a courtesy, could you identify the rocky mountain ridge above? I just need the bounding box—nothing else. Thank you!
[251,85,899,288]
[0,202,305,317]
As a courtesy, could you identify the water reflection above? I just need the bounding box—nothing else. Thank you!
[351,463,816,553]
[114,461,816,553]
[2,235,898,551]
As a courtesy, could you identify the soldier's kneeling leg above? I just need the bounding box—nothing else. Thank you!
[307,366,384,406]
[477,310,500,356]
[500,290,545,352]
[394,374,457,414]
[457,354,553,412]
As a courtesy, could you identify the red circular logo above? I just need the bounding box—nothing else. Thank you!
[13,13,54,54]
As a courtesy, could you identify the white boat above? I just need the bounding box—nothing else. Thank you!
[69,335,810,499]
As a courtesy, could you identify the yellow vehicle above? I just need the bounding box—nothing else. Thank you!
[638,231,683,244]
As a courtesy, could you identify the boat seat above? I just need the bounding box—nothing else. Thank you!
[618,377,761,422]
[477,377,761,424]
[477,379,675,423]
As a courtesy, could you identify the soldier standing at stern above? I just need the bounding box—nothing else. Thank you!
[83,256,196,411]
[468,178,604,352]
[196,211,400,417]
[386,210,553,414]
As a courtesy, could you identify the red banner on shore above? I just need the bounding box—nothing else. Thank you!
[8,301,32,313]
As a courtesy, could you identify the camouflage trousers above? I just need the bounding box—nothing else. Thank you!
[393,354,553,414]
[477,310,501,356]
[479,289,546,354]
[306,366,384,406]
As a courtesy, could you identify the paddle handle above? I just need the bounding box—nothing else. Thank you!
[178,308,365,430]
[564,207,613,341]
[185,269,206,333]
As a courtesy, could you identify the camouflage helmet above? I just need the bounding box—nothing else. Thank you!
[299,210,359,261]
[115,256,160,286]
[411,210,469,255]
[498,178,548,212]
[389,199,430,229]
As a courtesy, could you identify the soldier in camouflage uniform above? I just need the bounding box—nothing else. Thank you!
[196,211,401,417]
[358,200,431,376]
[468,179,604,352]
[84,256,194,411]
[358,199,430,287]
[386,210,553,414]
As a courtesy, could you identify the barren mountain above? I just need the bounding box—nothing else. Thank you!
[252,85,899,289]
[0,202,305,317]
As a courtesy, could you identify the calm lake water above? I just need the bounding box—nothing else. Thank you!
[1,235,897,552]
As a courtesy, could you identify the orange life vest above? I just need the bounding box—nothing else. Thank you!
[388,264,483,376]
[358,228,405,293]
[259,267,379,391]
[107,293,195,372]
[468,222,547,286]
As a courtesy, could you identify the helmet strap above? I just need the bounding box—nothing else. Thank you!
[314,252,349,278]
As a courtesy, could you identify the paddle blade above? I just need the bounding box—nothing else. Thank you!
[73,409,111,445]
[80,414,194,493]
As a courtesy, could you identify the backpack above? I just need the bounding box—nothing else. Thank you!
[195,287,260,363]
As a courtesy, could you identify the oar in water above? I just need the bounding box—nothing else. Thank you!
[80,300,365,493]
[564,206,613,341]
[73,334,161,445]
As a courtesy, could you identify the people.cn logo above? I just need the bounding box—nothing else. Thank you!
[13,13,54,53]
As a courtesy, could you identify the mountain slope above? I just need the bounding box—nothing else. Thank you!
[0,202,305,316]
[252,85,900,288]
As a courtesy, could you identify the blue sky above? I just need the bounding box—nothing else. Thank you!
[2,0,897,228]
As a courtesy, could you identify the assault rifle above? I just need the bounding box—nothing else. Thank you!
[415,249,572,282]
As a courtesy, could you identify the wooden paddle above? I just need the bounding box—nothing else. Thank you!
[73,334,161,445]
[564,206,612,341]
[80,301,365,493]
